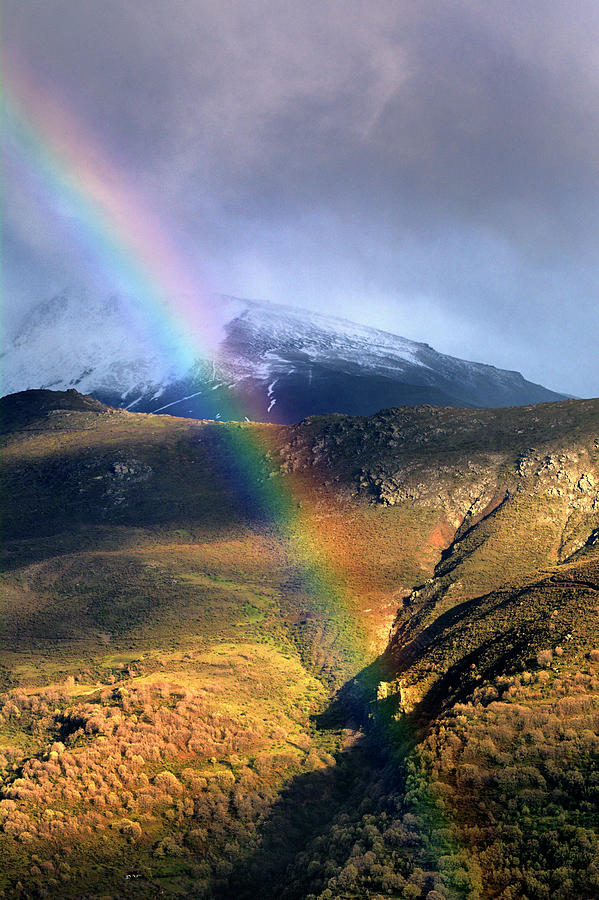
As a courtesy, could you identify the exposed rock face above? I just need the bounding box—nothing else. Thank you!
[271,398,599,665]
[101,458,154,506]
[275,400,599,514]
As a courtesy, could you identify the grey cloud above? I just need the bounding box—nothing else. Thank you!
[3,0,599,396]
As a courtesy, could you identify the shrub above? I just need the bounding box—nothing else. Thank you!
[536,649,553,667]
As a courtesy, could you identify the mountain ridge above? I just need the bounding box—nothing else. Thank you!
[2,289,568,422]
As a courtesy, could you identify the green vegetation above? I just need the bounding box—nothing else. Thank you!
[1,389,599,898]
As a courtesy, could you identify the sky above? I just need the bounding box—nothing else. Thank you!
[3,0,599,397]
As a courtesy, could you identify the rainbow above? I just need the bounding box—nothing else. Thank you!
[3,52,469,887]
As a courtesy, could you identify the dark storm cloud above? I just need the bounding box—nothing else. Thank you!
[4,0,599,395]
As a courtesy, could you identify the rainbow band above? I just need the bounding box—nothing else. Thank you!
[3,62,206,373]
[2,51,472,888]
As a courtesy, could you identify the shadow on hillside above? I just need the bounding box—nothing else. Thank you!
[387,588,529,668]
[0,430,283,571]
[0,515,269,573]
[219,607,534,899]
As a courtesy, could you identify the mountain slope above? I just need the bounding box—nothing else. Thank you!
[1,390,598,899]
[1,290,567,422]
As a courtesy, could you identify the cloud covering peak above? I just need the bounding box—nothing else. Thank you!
[4,0,599,396]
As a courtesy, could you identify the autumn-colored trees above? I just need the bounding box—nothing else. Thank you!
[0,675,330,898]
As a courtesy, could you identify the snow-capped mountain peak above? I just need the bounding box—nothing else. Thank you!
[2,289,567,422]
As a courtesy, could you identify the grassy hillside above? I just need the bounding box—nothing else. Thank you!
[0,391,447,898]
[1,390,599,899]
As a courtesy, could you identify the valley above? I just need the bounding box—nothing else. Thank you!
[1,390,598,899]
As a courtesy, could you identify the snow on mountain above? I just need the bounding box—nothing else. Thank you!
[2,289,567,423]
[2,289,244,402]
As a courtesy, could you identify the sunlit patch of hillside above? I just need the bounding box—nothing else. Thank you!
[0,645,332,898]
